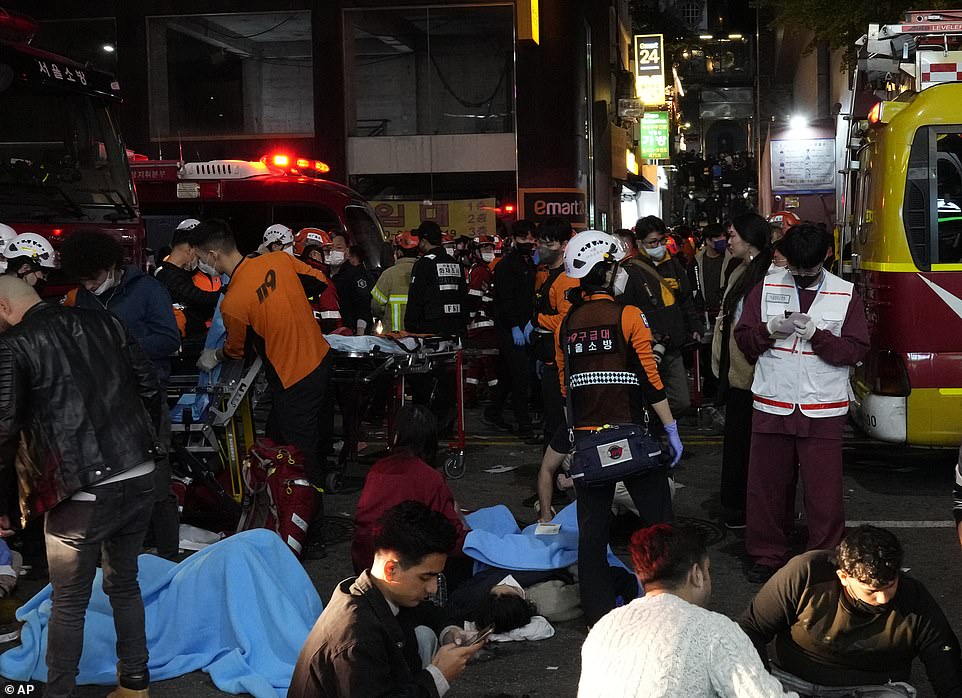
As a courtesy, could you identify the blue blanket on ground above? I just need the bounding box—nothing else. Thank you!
[463,503,632,575]
[0,530,321,698]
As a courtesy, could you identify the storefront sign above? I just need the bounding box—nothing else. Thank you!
[639,111,670,160]
[517,0,540,44]
[770,138,836,193]
[519,188,588,230]
[371,198,496,239]
[634,34,665,106]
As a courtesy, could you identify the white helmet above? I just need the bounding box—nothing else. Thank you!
[0,224,15,273]
[176,218,201,232]
[4,232,57,269]
[564,230,625,279]
[263,223,294,247]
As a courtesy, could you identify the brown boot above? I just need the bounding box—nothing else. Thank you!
[106,686,150,697]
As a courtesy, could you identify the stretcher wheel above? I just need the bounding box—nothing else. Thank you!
[325,471,343,494]
[442,450,465,480]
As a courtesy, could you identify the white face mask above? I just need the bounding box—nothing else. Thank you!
[481,251,495,263]
[92,269,117,296]
[283,246,294,257]
[645,245,667,261]
[185,257,199,272]
[612,267,629,295]
[326,250,345,266]
[196,260,217,276]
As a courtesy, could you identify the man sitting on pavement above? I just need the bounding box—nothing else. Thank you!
[289,500,484,698]
[739,525,962,697]
[579,523,797,697]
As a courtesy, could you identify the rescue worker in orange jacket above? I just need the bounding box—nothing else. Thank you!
[189,218,332,558]
[528,217,578,447]
[535,230,683,626]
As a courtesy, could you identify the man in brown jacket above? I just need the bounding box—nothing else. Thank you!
[289,501,484,697]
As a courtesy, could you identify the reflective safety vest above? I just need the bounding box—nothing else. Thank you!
[371,256,415,333]
[751,268,853,418]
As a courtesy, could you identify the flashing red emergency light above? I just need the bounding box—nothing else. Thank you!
[261,152,331,176]
[504,204,516,214]
[51,228,63,238]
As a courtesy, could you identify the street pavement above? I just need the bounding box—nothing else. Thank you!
[4,408,962,697]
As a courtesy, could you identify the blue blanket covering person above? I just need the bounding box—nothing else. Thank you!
[0,530,321,698]
[463,503,632,575]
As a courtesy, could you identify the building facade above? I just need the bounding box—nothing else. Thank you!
[13,0,641,235]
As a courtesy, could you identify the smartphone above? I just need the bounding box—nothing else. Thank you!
[466,623,495,646]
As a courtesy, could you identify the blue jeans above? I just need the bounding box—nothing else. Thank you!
[772,667,917,698]
[44,472,155,698]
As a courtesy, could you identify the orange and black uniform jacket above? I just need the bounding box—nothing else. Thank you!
[554,292,665,430]
[220,252,330,389]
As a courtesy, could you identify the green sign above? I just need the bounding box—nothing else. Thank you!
[639,111,670,160]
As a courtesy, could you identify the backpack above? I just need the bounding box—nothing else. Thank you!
[237,439,317,558]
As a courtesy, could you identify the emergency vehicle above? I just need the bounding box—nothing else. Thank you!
[131,153,386,268]
[0,8,143,274]
[839,11,962,446]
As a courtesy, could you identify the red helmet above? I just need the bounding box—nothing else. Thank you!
[295,227,332,256]
[442,231,456,244]
[768,211,801,232]
[394,230,419,250]
[474,234,496,246]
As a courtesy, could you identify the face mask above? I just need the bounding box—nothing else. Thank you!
[792,269,822,288]
[196,259,217,276]
[185,257,199,272]
[444,245,457,257]
[712,239,728,253]
[538,245,561,266]
[516,242,535,257]
[326,250,345,266]
[481,251,495,263]
[283,246,294,257]
[612,267,628,295]
[645,244,667,261]
[92,269,116,296]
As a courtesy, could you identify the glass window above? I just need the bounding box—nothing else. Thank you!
[344,6,514,137]
[936,133,962,263]
[147,12,313,139]
[345,205,386,269]
[903,127,962,267]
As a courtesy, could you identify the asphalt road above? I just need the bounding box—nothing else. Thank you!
[3,411,960,698]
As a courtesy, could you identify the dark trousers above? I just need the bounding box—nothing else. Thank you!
[267,356,330,541]
[719,387,753,516]
[149,407,179,560]
[540,366,563,447]
[574,465,672,626]
[410,365,457,434]
[746,425,845,568]
[488,330,531,429]
[44,472,155,698]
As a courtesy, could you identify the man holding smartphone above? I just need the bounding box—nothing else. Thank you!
[290,501,485,697]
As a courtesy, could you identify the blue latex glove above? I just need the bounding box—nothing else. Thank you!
[524,320,535,342]
[512,326,526,347]
[664,420,683,467]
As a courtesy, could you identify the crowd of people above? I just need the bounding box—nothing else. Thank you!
[0,209,958,698]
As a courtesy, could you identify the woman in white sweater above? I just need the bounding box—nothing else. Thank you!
[578,524,796,698]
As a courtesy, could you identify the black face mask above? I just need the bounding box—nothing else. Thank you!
[516,243,535,257]
[792,273,821,288]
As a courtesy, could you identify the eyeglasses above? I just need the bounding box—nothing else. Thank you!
[641,237,665,249]
[787,264,823,276]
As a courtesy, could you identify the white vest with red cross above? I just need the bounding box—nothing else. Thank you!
[751,268,853,418]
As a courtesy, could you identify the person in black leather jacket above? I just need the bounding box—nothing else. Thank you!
[0,276,163,698]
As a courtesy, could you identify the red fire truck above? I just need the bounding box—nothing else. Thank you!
[131,153,386,267]
[0,9,143,275]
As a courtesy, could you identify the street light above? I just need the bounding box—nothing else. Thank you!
[102,44,115,53]
[789,114,808,129]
